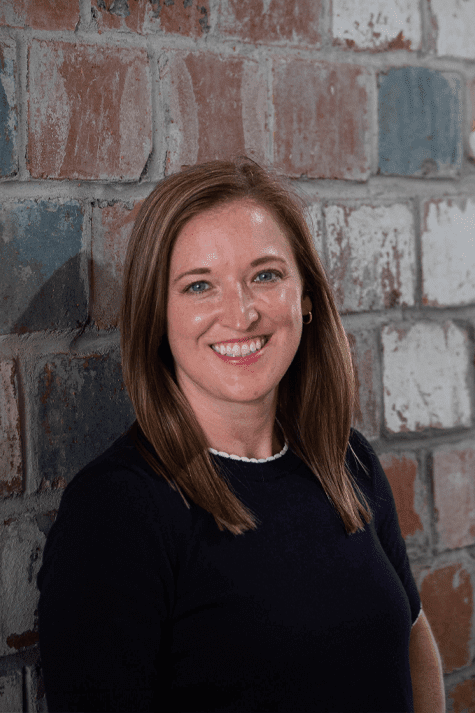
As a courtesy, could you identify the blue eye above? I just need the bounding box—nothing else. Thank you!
[185,270,282,295]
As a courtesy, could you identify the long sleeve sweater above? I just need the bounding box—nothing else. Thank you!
[37,425,421,712]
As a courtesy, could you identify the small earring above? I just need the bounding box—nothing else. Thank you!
[302,311,312,325]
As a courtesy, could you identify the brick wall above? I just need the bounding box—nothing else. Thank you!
[0,1,474,710]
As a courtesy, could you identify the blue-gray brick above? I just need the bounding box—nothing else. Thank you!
[0,39,18,178]
[37,352,135,484]
[0,200,86,333]
[378,67,462,176]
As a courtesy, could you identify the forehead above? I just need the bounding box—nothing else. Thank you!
[171,200,293,263]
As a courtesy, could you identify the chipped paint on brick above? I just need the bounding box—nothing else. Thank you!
[0,39,18,178]
[382,322,471,433]
[164,52,266,174]
[93,0,209,37]
[92,200,143,329]
[0,0,79,30]
[273,59,372,180]
[378,453,424,539]
[0,200,86,334]
[419,563,473,673]
[220,0,322,46]
[28,41,152,180]
[433,442,475,550]
[421,198,475,307]
[378,67,462,176]
[37,353,135,486]
[332,0,421,52]
[325,203,415,312]
[346,329,380,439]
[0,360,23,498]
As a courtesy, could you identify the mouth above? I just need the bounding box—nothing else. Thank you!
[209,334,271,361]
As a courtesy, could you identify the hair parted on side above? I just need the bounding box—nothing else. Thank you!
[120,155,373,536]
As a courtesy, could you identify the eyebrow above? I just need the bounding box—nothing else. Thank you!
[173,255,288,284]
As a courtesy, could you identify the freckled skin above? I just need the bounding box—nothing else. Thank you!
[166,199,312,460]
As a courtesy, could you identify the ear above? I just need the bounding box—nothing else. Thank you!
[302,294,312,314]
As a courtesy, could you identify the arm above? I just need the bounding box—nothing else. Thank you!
[409,609,446,713]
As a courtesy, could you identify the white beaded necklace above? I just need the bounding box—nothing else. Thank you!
[208,441,288,463]
[208,420,288,463]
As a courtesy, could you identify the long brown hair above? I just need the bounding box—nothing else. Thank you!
[120,156,372,536]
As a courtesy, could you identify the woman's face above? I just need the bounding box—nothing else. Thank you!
[167,199,312,408]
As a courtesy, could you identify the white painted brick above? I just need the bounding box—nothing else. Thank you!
[422,199,475,307]
[332,0,421,50]
[0,516,45,657]
[430,0,475,59]
[324,203,416,312]
[382,322,471,433]
[306,202,324,260]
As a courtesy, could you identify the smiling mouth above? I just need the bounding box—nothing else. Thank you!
[210,335,270,358]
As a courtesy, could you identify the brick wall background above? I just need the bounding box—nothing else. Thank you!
[1,0,474,710]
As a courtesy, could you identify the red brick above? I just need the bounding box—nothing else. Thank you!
[346,329,380,440]
[162,52,267,174]
[91,200,143,329]
[272,59,372,180]
[447,678,475,713]
[0,0,79,30]
[0,360,22,498]
[92,0,210,37]
[433,442,475,551]
[378,453,424,540]
[219,0,322,46]
[28,41,152,181]
[419,562,473,674]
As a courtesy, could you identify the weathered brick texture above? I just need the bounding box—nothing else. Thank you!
[0,670,22,712]
[219,0,322,46]
[0,515,44,657]
[324,202,415,312]
[332,0,421,51]
[377,452,426,542]
[92,0,211,37]
[433,442,475,552]
[379,67,462,177]
[0,38,17,179]
[36,352,135,488]
[422,199,475,307]
[92,200,143,329]
[28,41,153,180]
[347,329,381,440]
[0,200,86,334]
[162,52,267,174]
[382,322,471,433]
[418,560,474,674]
[430,0,475,60]
[447,678,475,713]
[0,361,22,498]
[273,59,372,180]
[0,0,79,30]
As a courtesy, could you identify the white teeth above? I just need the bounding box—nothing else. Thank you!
[211,336,268,357]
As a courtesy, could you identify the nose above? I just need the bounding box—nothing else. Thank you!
[220,281,259,329]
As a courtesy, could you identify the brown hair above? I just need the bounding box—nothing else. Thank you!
[120,156,372,536]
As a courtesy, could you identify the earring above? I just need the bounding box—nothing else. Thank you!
[302,311,312,325]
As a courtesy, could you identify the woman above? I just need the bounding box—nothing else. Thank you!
[37,157,445,712]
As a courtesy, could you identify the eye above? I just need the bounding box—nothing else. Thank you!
[184,270,283,295]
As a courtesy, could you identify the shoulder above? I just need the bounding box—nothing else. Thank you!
[346,427,379,477]
[58,425,179,520]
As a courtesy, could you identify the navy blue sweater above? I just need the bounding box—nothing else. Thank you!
[37,426,421,712]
